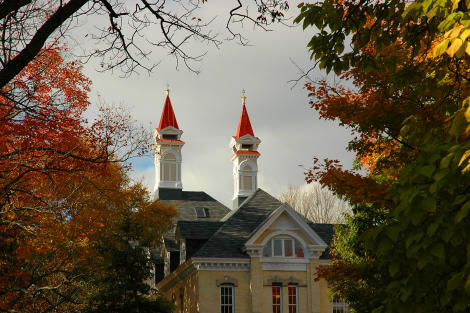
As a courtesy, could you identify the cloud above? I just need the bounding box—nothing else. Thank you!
[75,2,354,209]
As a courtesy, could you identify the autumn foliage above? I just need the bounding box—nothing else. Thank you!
[296,0,470,312]
[0,47,175,312]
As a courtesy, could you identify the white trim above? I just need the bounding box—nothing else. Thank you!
[161,149,181,161]
[156,126,183,136]
[259,230,308,248]
[239,159,257,171]
[220,285,235,313]
[288,285,299,313]
[192,258,250,272]
[262,263,307,271]
[244,204,328,259]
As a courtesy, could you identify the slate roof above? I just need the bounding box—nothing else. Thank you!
[176,221,224,240]
[157,190,230,248]
[194,189,285,259]
[193,188,336,260]
[158,191,231,222]
[309,223,336,259]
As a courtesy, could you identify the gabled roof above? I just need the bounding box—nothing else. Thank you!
[244,203,328,247]
[192,188,336,259]
[193,189,284,258]
[234,104,254,138]
[157,95,179,130]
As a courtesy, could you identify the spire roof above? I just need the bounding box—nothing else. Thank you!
[235,104,254,138]
[157,94,179,130]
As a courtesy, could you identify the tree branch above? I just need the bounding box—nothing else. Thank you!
[0,0,88,89]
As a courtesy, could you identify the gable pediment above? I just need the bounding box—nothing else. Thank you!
[244,203,328,259]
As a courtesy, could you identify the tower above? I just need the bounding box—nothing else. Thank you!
[230,91,261,209]
[154,89,184,199]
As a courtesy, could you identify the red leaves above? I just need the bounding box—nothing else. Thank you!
[0,46,158,312]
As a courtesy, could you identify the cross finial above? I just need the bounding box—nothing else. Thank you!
[166,83,170,95]
[241,88,246,105]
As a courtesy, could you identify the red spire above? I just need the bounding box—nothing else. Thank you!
[235,104,254,138]
[157,94,179,130]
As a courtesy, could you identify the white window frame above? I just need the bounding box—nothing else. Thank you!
[265,237,304,258]
[220,285,235,313]
[288,285,298,313]
[272,285,282,313]
[332,298,348,313]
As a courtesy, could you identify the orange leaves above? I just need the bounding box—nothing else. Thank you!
[306,157,389,206]
[0,46,159,312]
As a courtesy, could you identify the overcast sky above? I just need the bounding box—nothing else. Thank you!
[74,1,354,208]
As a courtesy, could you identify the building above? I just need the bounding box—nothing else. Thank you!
[153,90,345,313]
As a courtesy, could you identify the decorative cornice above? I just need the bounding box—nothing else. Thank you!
[245,247,261,257]
[308,245,327,259]
[262,262,307,272]
[192,258,250,272]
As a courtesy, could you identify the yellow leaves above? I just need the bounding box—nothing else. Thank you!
[452,0,461,12]
[464,103,470,122]
[447,38,464,57]
[458,150,470,172]
[434,24,470,58]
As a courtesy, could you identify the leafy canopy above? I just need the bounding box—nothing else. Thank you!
[295,0,470,312]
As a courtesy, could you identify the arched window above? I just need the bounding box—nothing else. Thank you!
[262,236,305,258]
[161,152,177,181]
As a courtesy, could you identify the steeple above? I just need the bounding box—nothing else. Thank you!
[230,90,261,209]
[157,91,179,131]
[235,104,255,138]
[154,89,185,199]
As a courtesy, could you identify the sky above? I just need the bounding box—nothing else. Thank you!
[73,1,355,208]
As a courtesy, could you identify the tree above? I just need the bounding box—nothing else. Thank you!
[68,164,176,313]
[0,46,176,312]
[294,1,470,312]
[0,0,289,89]
[279,183,350,223]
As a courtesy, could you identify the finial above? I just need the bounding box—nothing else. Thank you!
[241,88,246,105]
[166,83,170,95]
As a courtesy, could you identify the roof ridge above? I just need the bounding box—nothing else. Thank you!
[193,189,283,259]
[220,188,263,222]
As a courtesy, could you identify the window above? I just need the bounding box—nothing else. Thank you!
[220,285,234,313]
[241,144,252,150]
[288,286,298,313]
[332,298,348,313]
[195,207,210,218]
[263,237,305,258]
[272,285,282,313]
[162,134,178,140]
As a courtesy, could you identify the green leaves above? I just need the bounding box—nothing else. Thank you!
[455,200,470,222]
[301,0,470,312]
